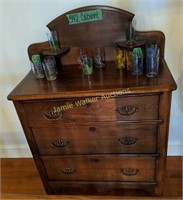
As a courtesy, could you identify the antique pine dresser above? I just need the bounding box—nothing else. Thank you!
[8,6,177,196]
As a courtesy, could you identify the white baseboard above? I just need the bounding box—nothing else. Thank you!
[0,142,183,158]
[167,141,183,156]
[0,145,32,158]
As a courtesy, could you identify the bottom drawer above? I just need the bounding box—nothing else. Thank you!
[49,180,157,195]
[42,155,156,182]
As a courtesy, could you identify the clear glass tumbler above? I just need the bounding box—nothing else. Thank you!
[77,48,87,69]
[42,56,57,81]
[146,55,159,77]
[146,44,160,77]
[94,47,105,68]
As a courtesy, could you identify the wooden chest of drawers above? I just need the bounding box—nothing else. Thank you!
[7,5,177,197]
[8,60,176,196]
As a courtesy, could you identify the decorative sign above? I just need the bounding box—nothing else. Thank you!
[66,9,103,25]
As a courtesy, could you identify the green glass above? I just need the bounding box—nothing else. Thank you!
[83,57,93,75]
[46,30,60,52]
[126,20,136,44]
[31,54,44,79]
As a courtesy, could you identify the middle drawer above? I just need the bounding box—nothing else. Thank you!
[32,123,157,155]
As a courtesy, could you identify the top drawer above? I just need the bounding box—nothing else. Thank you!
[23,98,116,125]
[23,95,159,126]
[116,95,159,121]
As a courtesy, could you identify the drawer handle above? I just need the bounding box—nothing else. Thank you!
[121,168,139,176]
[51,139,69,147]
[116,105,138,115]
[43,110,62,120]
[89,127,96,132]
[58,168,76,174]
[119,136,138,145]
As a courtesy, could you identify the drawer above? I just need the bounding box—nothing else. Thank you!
[33,124,157,155]
[116,95,159,120]
[42,155,156,182]
[23,98,116,125]
[23,94,159,126]
[49,181,156,195]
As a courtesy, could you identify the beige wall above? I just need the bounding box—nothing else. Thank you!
[1,0,183,157]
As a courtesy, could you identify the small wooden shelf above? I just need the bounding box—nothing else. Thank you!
[42,47,70,56]
[117,40,147,49]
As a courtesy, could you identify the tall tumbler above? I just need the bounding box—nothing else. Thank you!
[94,47,106,68]
[146,44,160,77]
[126,20,136,44]
[42,56,57,81]
[30,54,45,79]
[46,30,60,52]
[132,47,143,75]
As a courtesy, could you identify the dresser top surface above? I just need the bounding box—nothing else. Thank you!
[8,59,177,101]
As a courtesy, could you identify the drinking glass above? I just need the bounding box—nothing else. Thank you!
[42,56,57,81]
[82,56,93,75]
[132,47,143,75]
[46,30,60,52]
[114,48,126,69]
[146,44,160,77]
[78,48,87,69]
[94,47,105,68]
[30,54,45,79]
[126,20,136,44]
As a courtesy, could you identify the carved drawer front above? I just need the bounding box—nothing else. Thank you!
[116,95,159,120]
[23,98,116,125]
[42,156,156,182]
[33,124,157,156]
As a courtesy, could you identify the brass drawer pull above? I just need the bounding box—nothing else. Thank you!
[121,168,139,176]
[119,136,138,145]
[116,105,138,115]
[89,127,96,132]
[58,168,76,174]
[43,110,62,120]
[51,139,69,147]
